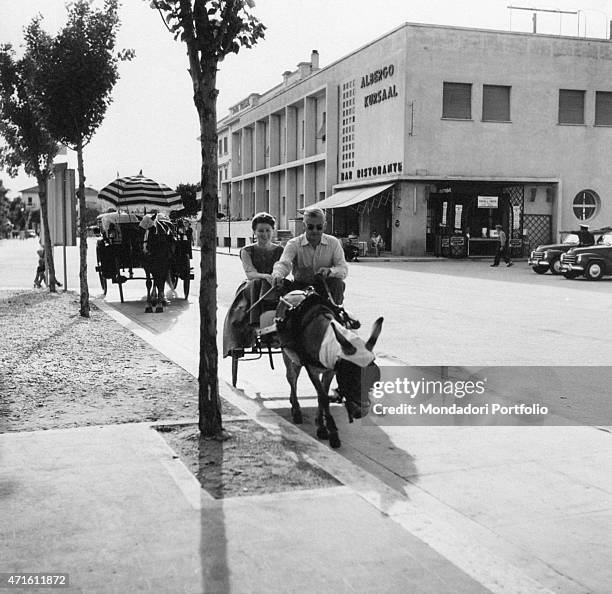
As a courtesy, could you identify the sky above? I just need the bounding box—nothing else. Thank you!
[1,0,611,198]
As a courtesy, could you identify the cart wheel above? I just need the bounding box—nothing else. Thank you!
[232,353,239,387]
[99,273,107,296]
[183,277,190,299]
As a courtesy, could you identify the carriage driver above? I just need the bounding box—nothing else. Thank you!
[271,207,359,327]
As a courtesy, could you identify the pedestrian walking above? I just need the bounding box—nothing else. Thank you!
[490,224,513,267]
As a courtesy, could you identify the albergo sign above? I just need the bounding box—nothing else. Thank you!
[361,63,398,108]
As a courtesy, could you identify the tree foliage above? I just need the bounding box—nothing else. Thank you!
[28,0,134,149]
[150,0,265,438]
[175,181,200,215]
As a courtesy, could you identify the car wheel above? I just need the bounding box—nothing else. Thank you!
[550,258,562,275]
[585,261,604,281]
[563,271,579,280]
[532,266,547,275]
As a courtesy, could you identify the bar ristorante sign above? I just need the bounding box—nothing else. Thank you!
[360,64,398,108]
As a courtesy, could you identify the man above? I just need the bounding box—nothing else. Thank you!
[271,207,348,304]
[490,224,513,267]
[575,224,595,246]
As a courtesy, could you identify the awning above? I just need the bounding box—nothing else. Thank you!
[314,182,395,210]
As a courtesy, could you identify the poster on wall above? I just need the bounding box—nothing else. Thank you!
[455,204,463,230]
[513,205,521,230]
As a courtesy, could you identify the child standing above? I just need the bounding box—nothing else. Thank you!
[34,247,46,288]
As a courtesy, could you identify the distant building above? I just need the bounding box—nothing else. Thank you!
[19,185,113,213]
[216,23,612,255]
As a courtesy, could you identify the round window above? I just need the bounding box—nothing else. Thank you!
[572,190,600,221]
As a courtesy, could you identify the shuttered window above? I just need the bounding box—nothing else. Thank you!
[443,83,472,119]
[595,91,612,125]
[482,85,511,122]
[559,90,585,124]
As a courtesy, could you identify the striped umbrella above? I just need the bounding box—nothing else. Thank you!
[98,172,183,211]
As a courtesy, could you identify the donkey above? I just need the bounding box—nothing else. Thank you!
[142,218,176,313]
[276,289,383,449]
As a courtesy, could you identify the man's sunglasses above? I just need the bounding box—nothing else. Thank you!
[306,224,323,231]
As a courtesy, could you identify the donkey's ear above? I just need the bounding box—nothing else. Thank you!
[331,323,357,356]
[365,317,384,352]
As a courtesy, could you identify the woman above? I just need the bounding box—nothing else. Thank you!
[223,213,284,356]
[241,212,284,324]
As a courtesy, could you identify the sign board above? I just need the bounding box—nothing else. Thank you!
[450,236,465,246]
[454,204,463,229]
[509,239,523,247]
[45,163,77,246]
[441,237,450,247]
[478,196,498,208]
[512,205,521,230]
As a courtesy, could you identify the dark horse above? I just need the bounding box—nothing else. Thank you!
[276,289,383,449]
[143,218,175,313]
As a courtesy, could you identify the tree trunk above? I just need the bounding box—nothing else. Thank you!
[195,60,224,438]
[36,175,59,292]
[76,141,90,318]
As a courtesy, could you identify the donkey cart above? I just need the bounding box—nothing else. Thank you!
[95,212,193,304]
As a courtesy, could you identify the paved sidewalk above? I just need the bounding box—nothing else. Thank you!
[0,422,489,593]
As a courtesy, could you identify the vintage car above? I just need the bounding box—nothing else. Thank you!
[559,229,612,280]
[528,232,580,275]
[528,228,611,276]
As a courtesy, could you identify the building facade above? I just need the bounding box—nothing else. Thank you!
[217,23,612,255]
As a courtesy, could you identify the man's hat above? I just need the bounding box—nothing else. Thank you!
[495,224,502,229]
[580,224,589,229]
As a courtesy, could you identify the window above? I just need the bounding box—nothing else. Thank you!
[559,90,585,125]
[442,83,471,119]
[595,91,612,126]
[223,137,228,154]
[218,139,222,155]
[299,193,304,210]
[482,85,510,122]
[572,190,600,221]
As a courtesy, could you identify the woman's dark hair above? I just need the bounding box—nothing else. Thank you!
[251,212,276,231]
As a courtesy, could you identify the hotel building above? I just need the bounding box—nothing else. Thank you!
[217,22,612,256]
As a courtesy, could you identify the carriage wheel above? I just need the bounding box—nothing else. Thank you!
[99,272,107,296]
[183,277,190,299]
[231,352,239,387]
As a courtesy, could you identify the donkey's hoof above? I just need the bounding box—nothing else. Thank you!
[316,426,329,440]
[145,306,153,313]
[155,305,163,313]
[292,410,303,424]
[329,433,341,449]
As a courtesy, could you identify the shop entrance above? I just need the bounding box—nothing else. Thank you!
[426,183,525,257]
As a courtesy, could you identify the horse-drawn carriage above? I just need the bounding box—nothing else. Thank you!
[95,211,194,307]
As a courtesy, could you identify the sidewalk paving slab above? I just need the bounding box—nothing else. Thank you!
[1,423,489,594]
